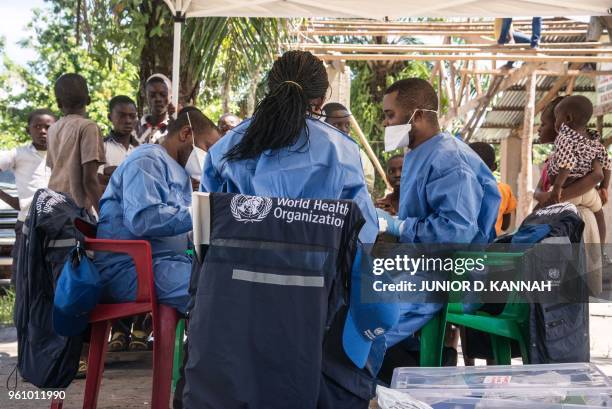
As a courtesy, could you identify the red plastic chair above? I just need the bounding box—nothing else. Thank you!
[51,219,178,409]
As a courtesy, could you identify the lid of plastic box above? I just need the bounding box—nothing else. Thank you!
[378,385,612,409]
[390,363,611,390]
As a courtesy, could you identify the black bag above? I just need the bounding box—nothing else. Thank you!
[14,189,95,388]
[183,193,364,409]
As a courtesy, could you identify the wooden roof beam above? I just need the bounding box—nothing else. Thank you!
[441,62,543,127]
[458,68,612,77]
[481,122,612,130]
[306,18,581,26]
[296,29,587,36]
[291,44,609,54]
[312,54,612,63]
[490,106,527,112]
[293,42,604,48]
[506,85,594,92]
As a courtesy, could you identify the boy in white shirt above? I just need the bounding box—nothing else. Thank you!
[0,109,56,282]
[98,96,139,187]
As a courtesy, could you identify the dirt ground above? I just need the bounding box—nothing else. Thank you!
[0,326,155,409]
[1,305,611,409]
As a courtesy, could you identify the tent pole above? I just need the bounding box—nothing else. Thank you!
[349,115,392,192]
[172,12,184,118]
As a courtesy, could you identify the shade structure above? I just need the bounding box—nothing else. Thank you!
[163,0,610,108]
[164,0,610,19]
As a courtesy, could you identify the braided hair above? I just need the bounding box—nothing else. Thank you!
[223,51,329,161]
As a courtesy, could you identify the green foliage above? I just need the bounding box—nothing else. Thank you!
[533,143,553,165]
[349,59,433,197]
[188,17,285,116]
[0,287,15,326]
[0,1,139,148]
[349,60,434,154]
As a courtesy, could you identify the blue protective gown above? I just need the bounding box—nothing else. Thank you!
[200,117,379,243]
[384,132,501,348]
[398,132,500,244]
[94,144,193,313]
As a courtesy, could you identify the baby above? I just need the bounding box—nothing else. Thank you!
[546,95,610,242]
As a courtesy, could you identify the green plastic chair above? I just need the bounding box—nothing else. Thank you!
[446,251,530,365]
[172,318,186,392]
[172,248,193,391]
[418,307,448,366]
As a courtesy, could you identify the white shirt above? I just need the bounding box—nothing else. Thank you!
[137,115,169,144]
[0,144,50,221]
[98,135,138,174]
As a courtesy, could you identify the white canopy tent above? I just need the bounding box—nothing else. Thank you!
[163,0,611,229]
[164,0,610,19]
[162,0,612,108]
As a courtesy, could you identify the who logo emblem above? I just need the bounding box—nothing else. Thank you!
[230,194,273,223]
[548,268,561,280]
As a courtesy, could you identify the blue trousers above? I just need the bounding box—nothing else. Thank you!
[498,17,542,47]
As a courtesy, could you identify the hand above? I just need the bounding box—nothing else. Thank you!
[375,199,392,212]
[598,187,608,205]
[375,199,397,216]
[537,191,552,207]
[542,188,561,208]
[190,177,200,192]
[375,198,388,208]
[103,166,118,177]
[375,208,402,237]
[551,187,562,203]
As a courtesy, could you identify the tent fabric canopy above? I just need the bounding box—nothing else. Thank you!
[164,0,611,19]
[164,0,611,110]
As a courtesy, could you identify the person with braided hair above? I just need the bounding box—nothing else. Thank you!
[196,50,379,408]
[200,50,378,244]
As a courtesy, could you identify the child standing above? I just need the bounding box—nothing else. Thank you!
[544,95,610,243]
[98,95,139,188]
[137,73,174,144]
[46,73,105,213]
[0,109,56,282]
[469,142,517,236]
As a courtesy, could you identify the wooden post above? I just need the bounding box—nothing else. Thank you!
[458,68,468,106]
[442,62,540,126]
[430,64,440,85]
[474,74,482,97]
[450,62,458,114]
[516,72,537,224]
[597,115,604,136]
[437,62,443,102]
[348,115,393,192]
[566,76,577,95]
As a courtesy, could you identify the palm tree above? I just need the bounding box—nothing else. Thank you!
[136,1,286,107]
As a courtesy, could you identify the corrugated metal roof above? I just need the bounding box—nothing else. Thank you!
[469,29,612,143]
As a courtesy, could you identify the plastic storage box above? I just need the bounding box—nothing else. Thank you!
[391,363,611,390]
[378,385,612,409]
[382,364,612,408]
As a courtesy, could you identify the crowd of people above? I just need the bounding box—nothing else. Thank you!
[1,48,610,407]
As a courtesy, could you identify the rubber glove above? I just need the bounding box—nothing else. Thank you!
[375,208,402,237]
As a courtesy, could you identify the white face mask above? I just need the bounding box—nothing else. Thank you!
[184,111,208,178]
[192,146,207,163]
[384,109,437,152]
